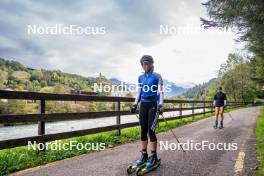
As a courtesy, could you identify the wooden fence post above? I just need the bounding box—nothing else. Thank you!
[211,102,214,115]
[116,100,121,135]
[179,102,182,120]
[192,102,195,121]
[38,99,45,152]
[203,101,205,117]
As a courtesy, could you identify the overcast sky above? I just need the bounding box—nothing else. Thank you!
[0,0,243,87]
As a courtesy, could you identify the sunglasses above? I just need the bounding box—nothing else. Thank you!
[142,61,151,66]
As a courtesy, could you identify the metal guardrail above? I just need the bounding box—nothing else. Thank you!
[0,90,248,150]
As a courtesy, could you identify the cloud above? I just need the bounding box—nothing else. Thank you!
[0,0,241,85]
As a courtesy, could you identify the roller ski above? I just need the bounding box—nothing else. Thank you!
[127,151,148,174]
[136,154,161,176]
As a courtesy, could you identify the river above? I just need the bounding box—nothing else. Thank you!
[0,109,207,140]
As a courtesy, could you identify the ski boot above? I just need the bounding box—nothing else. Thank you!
[219,121,223,129]
[213,120,218,129]
[136,153,161,176]
[127,151,148,174]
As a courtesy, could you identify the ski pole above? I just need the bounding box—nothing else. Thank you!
[136,114,142,123]
[160,113,186,153]
[224,106,234,121]
[150,111,160,131]
[227,112,234,120]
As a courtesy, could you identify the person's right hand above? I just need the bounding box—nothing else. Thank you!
[130,104,137,114]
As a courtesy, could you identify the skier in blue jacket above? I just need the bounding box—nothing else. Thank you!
[130,55,164,169]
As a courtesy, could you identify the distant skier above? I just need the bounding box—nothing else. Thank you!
[130,55,164,172]
[213,87,227,129]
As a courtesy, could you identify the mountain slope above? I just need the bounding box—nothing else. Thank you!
[182,78,216,99]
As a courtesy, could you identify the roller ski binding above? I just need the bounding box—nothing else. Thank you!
[136,153,161,176]
[127,151,148,174]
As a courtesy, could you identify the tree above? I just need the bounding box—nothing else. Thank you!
[201,0,264,80]
[31,80,41,91]
[201,0,264,45]
[255,56,264,79]
[214,53,257,102]
[53,84,70,94]
[40,80,47,87]
[6,60,25,71]
[0,70,7,89]
[51,72,60,82]
[0,58,5,68]
[30,70,43,81]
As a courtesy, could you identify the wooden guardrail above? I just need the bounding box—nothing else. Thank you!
[0,90,249,150]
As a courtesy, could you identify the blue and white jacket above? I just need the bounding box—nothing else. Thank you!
[134,71,164,106]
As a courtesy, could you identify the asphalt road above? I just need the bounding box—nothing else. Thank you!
[12,107,260,176]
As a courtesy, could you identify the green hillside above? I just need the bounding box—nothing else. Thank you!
[0,57,110,94]
[183,78,216,100]
[0,58,124,117]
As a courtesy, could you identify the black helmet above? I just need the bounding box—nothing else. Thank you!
[140,55,154,67]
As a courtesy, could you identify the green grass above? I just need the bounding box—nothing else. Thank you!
[256,106,264,176]
[0,107,245,175]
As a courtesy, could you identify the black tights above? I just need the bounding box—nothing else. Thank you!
[139,102,157,142]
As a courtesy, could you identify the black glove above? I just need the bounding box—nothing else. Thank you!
[157,104,164,114]
[130,104,137,114]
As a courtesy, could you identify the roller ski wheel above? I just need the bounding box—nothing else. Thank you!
[127,152,148,174]
[136,158,161,176]
[127,161,147,174]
